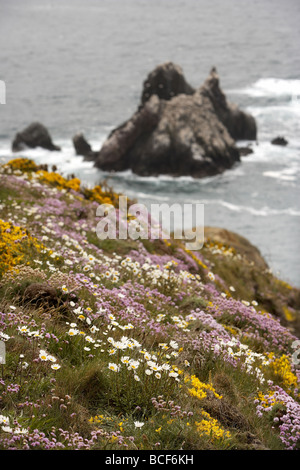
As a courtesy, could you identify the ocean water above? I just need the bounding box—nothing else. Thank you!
[0,0,299,286]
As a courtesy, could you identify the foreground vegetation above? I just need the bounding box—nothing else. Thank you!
[0,158,299,450]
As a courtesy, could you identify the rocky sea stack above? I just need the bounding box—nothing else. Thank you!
[12,122,61,152]
[95,63,257,177]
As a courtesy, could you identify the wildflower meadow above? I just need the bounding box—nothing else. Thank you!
[0,158,299,451]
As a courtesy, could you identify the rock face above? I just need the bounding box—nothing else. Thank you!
[201,69,257,141]
[141,62,195,104]
[72,133,97,161]
[238,146,254,157]
[271,136,288,146]
[204,226,268,270]
[95,64,257,178]
[12,122,60,152]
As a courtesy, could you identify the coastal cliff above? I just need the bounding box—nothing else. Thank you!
[0,158,299,450]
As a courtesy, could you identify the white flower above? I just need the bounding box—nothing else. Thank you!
[108,363,120,372]
[207,272,215,281]
[47,355,57,363]
[90,326,99,334]
[68,328,79,336]
[0,415,10,425]
[128,360,139,370]
[134,421,144,428]
[169,371,179,378]
[39,350,49,361]
[85,336,95,343]
[14,428,28,435]
[169,340,178,350]
[1,426,13,433]
[51,364,61,370]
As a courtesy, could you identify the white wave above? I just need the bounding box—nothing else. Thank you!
[184,198,300,217]
[263,164,300,182]
[230,78,300,99]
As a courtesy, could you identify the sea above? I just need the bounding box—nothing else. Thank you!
[0,0,299,286]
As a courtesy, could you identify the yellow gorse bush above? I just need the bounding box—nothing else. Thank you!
[2,157,123,210]
[0,219,44,274]
[195,410,231,441]
[3,157,38,173]
[185,374,223,401]
[37,170,81,193]
[255,390,284,408]
[266,353,298,394]
[83,185,119,207]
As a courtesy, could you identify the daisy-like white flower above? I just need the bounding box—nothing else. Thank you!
[134,375,140,382]
[18,326,29,334]
[85,336,95,343]
[169,371,179,378]
[61,285,69,293]
[51,364,61,370]
[0,415,10,425]
[108,363,120,372]
[121,356,130,364]
[207,272,215,281]
[155,372,161,379]
[128,360,139,370]
[1,426,13,433]
[14,428,28,435]
[39,350,48,361]
[169,340,179,349]
[134,421,144,428]
[90,325,99,334]
[47,355,57,363]
[68,328,79,336]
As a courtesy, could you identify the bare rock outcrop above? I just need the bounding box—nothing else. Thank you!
[12,122,61,152]
[95,64,257,178]
[72,133,97,161]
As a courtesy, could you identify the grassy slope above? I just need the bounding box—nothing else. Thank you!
[0,158,299,450]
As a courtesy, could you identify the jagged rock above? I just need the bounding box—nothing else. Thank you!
[141,61,195,104]
[96,94,162,172]
[271,136,288,146]
[238,146,254,157]
[12,122,60,152]
[72,133,97,161]
[201,68,257,141]
[95,64,257,178]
